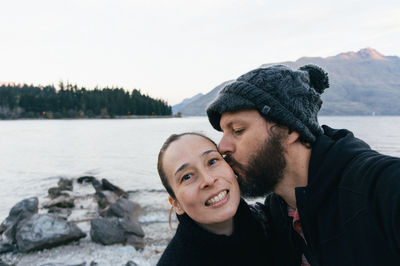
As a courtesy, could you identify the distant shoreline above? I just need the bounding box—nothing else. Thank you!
[3,114,400,121]
[0,114,181,120]
[176,114,400,117]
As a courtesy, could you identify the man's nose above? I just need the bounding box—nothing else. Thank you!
[218,134,234,155]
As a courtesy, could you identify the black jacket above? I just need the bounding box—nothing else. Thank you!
[157,199,272,266]
[264,125,400,266]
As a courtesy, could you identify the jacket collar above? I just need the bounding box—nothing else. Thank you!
[304,125,371,212]
[175,199,258,248]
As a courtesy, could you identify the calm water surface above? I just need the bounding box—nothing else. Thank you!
[1,116,399,224]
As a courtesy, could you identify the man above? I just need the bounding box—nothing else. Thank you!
[206,65,400,266]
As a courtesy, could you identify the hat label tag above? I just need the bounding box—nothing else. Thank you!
[261,105,271,115]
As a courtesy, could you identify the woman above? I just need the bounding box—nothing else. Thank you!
[156,132,272,266]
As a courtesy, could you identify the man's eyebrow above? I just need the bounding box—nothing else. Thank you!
[224,120,243,130]
[224,121,233,130]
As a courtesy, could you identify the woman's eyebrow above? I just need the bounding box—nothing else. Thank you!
[174,163,189,177]
[201,149,218,157]
[174,150,218,177]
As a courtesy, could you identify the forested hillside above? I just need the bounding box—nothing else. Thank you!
[0,82,171,119]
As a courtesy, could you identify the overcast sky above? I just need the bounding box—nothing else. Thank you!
[1,0,399,105]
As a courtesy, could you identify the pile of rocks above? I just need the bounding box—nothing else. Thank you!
[0,176,146,264]
[0,196,85,253]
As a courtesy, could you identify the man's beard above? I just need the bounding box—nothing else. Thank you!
[225,130,286,198]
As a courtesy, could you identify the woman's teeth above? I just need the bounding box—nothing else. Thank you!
[206,190,228,206]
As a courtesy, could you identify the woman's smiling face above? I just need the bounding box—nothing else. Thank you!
[163,134,241,226]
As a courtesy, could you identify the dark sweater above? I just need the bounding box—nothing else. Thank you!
[264,125,400,266]
[157,199,272,266]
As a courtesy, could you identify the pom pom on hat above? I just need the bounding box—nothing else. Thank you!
[299,64,329,94]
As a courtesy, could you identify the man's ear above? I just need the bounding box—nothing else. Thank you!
[169,196,185,215]
[287,130,300,145]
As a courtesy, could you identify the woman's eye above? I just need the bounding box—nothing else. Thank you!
[208,158,219,166]
[181,174,192,182]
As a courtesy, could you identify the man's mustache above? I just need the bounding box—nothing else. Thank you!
[223,154,235,165]
[224,154,243,172]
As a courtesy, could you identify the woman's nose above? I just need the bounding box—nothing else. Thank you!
[200,174,216,189]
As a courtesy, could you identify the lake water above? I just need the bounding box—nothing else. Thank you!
[0,116,400,264]
[0,117,225,222]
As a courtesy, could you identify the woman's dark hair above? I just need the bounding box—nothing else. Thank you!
[157,132,217,199]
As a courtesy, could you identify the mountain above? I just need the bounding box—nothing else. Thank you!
[175,80,233,116]
[172,93,204,114]
[176,48,400,116]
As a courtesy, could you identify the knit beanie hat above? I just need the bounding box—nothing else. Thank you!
[206,64,329,143]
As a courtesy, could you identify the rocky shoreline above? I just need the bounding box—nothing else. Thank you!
[0,177,167,266]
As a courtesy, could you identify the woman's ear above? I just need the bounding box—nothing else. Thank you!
[169,196,185,215]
